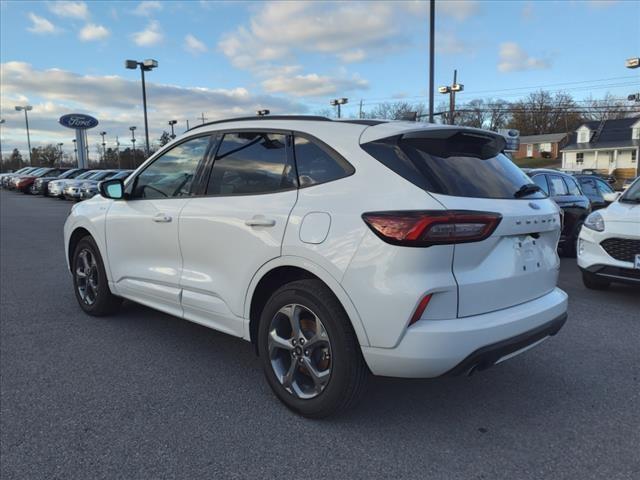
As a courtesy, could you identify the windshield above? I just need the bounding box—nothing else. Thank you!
[362,134,547,199]
[75,170,98,180]
[620,178,640,202]
[90,171,114,180]
[57,170,78,179]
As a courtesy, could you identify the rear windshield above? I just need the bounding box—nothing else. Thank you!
[361,134,546,199]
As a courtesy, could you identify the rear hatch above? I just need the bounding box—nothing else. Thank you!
[361,126,561,318]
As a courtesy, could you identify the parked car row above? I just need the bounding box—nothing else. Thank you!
[0,167,132,201]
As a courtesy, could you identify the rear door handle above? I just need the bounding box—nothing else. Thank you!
[245,216,276,227]
[152,213,172,223]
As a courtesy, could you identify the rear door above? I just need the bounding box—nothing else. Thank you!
[178,131,298,336]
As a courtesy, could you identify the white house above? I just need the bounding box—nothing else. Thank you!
[561,117,639,181]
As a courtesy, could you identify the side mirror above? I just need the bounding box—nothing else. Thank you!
[602,191,619,203]
[99,179,125,199]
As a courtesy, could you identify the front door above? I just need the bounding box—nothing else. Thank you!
[105,135,213,317]
[179,131,298,336]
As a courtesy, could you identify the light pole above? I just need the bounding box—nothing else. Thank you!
[168,120,177,139]
[100,131,107,162]
[256,109,270,117]
[57,142,64,167]
[115,136,121,169]
[438,69,464,125]
[14,105,33,164]
[125,59,158,156]
[0,119,5,163]
[72,139,78,164]
[428,0,435,123]
[130,126,137,166]
[329,98,348,119]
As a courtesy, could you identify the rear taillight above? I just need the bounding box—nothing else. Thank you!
[362,210,502,247]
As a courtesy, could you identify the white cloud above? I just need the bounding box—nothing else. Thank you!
[498,42,550,72]
[262,73,369,97]
[79,23,110,41]
[133,1,163,16]
[338,49,366,63]
[0,62,307,151]
[437,0,480,21]
[48,1,89,19]
[131,21,163,46]
[184,34,207,55]
[27,13,58,34]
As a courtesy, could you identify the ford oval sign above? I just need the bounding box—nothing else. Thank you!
[59,114,99,130]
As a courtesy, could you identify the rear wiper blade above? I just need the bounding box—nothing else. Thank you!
[514,183,542,198]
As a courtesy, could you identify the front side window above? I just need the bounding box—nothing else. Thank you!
[207,132,295,195]
[564,177,582,196]
[595,178,614,194]
[548,175,568,196]
[578,178,598,198]
[293,135,354,187]
[132,136,210,199]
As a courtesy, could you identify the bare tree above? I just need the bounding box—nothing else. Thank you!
[583,92,638,121]
[507,90,582,135]
[364,101,426,120]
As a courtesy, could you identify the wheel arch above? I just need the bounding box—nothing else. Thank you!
[244,257,370,352]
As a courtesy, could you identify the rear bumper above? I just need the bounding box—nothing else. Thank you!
[361,287,568,378]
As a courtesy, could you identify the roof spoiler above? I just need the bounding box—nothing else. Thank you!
[401,128,507,160]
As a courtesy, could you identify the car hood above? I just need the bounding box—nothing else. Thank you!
[602,200,640,223]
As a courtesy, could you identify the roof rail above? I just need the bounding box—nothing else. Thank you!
[186,115,332,132]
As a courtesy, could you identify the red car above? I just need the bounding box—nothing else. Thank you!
[14,168,67,193]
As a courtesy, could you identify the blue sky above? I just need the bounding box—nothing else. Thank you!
[1,0,639,155]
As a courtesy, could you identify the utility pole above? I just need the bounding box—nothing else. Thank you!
[100,131,107,162]
[200,113,207,124]
[359,99,363,119]
[115,136,121,169]
[428,0,435,123]
[72,139,78,165]
[438,69,464,125]
[186,119,190,130]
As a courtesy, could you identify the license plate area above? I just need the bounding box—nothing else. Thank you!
[514,236,545,274]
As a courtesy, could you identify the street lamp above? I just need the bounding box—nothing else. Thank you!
[125,58,158,156]
[439,69,464,125]
[72,139,78,164]
[625,57,639,69]
[0,119,5,162]
[100,131,107,161]
[57,142,64,167]
[14,105,33,164]
[168,119,177,139]
[329,98,348,119]
[130,126,137,167]
[256,109,270,117]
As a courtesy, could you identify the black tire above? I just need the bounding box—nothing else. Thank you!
[257,279,368,418]
[581,270,611,290]
[563,221,583,258]
[71,236,122,316]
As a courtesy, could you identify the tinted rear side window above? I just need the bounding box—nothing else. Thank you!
[361,134,545,199]
[293,135,354,187]
[207,132,296,195]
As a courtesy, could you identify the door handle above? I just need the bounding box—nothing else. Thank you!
[152,213,172,223]
[245,216,276,227]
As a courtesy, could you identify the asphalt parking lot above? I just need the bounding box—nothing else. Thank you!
[1,189,638,480]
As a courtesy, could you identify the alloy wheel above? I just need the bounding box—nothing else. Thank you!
[268,303,332,399]
[75,248,99,305]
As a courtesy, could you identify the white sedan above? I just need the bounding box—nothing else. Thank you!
[578,177,640,289]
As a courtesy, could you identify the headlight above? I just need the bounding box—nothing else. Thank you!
[584,211,605,232]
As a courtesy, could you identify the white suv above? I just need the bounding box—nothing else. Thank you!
[64,116,568,417]
[578,177,640,289]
